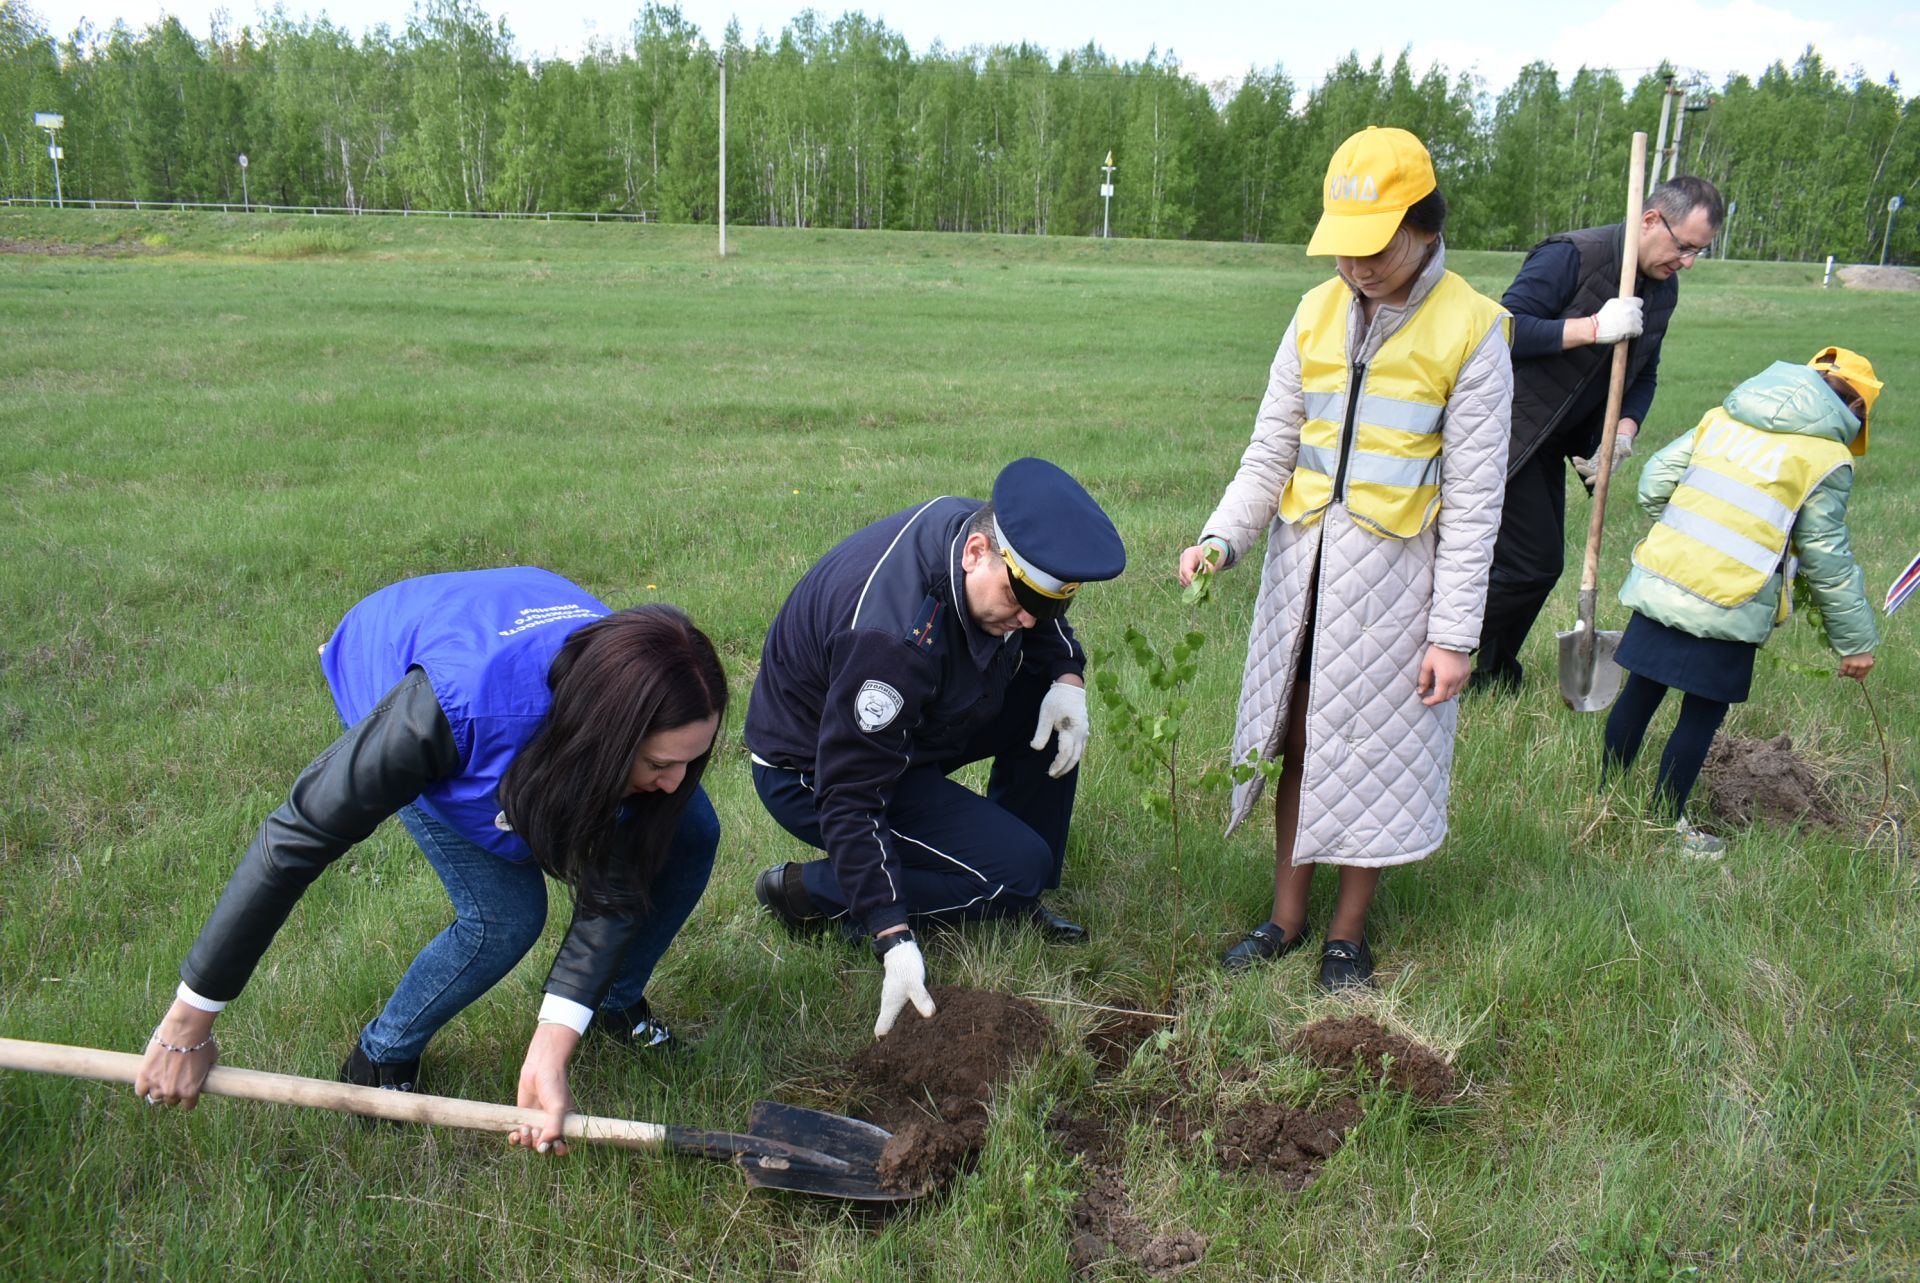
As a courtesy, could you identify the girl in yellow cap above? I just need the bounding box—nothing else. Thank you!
[1600,348,1881,857]
[1177,126,1514,989]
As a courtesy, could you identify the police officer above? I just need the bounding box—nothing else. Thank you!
[745,458,1126,1036]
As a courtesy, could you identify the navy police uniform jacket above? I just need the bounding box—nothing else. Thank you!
[744,497,1085,935]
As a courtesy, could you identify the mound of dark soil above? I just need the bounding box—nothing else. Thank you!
[1699,733,1844,829]
[1211,1096,1362,1189]
[1293,1015,1459,1103]
[852,987,1050,1191]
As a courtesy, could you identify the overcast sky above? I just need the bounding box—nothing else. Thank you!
[23,0,1919,96]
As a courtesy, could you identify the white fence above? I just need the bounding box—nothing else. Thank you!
[4,196,655,223]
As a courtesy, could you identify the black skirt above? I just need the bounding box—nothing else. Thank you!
[1615,612,1758,704]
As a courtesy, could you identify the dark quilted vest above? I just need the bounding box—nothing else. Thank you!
[1506,223,1677,477]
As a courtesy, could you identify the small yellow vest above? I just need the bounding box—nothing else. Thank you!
[1280,271,1509,539]
[1633,407,1852,608]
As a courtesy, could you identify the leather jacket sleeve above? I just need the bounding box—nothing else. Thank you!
[543,907,644,1010]
[180,668,459,1002]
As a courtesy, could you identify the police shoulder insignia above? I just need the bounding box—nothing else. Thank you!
[854,679,905,733]
[905,596,944,652]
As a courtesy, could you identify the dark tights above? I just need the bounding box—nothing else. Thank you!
[1601,672,1731,816]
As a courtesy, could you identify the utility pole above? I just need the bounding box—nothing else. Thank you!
[1099,150,1115,238]
[717,53,727,258]
[35,112,64,207]
[1648,73,1674,195]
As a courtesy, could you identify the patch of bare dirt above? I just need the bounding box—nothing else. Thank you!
[1050,1106,1210,1277]
[1293,1015,1460,1103]
[1210,1096,1363,1189]
[852,987,1050,1191]
[1836,264,1920,291]
[1085,1010,1165,1072]
[1699,733,1844,830]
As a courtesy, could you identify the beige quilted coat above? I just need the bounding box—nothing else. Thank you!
[1200,245,1513,865]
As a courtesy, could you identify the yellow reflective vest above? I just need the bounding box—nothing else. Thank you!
[1633,407,1853,608]
[1280,271,1509,539]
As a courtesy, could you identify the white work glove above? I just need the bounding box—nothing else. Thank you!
[1573,431,1635,491]
[1029,680,1089,779]
[873,937,936,1037]
[1593,296,1644,344]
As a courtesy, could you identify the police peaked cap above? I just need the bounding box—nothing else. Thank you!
[990,458,1126,619]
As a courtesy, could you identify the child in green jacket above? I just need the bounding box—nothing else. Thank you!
[1601,347,1881,856]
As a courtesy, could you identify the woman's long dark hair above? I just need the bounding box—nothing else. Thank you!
[498,604,727,912]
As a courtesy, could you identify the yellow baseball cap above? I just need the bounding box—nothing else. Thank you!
[1809,346,1882,455]
[1306,126,1437,257]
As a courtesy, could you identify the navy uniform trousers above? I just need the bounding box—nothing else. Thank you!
[752,668,1075,925]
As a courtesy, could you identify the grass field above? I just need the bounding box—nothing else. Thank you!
[2,208,1917,1282]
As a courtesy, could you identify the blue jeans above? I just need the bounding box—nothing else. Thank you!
[358,785,719,1064]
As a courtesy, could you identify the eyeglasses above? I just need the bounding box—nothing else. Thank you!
[1656,209,1712,261]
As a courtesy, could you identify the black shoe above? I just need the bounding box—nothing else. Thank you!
[340,1042,421,1092]
[1317,938,1375,991]
[755,862,827,937]
[591,996,675,1051]
[1221,919,1310,974]
[1024,899,1089,944]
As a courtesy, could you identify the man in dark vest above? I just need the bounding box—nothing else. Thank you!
[1470,175,1725,693]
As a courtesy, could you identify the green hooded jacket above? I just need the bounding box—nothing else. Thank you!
[1619,361,1877,656]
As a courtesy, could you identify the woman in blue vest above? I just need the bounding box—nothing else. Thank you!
[135,567,727,1156]
[1177,127,1513,989]
[1602,349,1880,857]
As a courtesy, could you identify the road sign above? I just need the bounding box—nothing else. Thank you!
[48,145,63,160]
[1892,195,1905,213]
[239,153,248,168]
[34,112,64,129]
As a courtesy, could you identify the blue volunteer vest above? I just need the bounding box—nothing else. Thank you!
[319,567,611,860]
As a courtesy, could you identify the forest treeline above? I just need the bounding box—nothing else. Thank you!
[2,0,1914,261]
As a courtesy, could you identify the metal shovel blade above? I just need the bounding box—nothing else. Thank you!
[710,1100,912,1202]
[1556,620,1624,712]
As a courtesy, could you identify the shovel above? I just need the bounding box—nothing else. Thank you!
[1558,130,1647,714]
[0,1036,916,1203]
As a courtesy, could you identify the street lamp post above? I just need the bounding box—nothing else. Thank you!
[1883,195,1903,267]
[238,153,249,210]
[1100,150,1115,239]
[34,112,64,207]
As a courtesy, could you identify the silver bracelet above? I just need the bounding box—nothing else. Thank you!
[150,1028,217,1055]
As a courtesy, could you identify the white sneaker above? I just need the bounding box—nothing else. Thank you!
[1674,817,1726,860]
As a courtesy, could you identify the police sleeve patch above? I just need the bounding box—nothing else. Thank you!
[854,679,905,733]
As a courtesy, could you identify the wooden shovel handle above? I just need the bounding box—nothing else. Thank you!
[0,1037,668,1150]
[1578,130,1649,610]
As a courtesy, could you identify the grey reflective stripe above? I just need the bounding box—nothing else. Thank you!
[1302,391,1344,422]
[1678,465,1794,531]
[1356,393,1444,436]
[1659,506,1783,576]
[1344,451,1441,489]
[1295,442,1339,476]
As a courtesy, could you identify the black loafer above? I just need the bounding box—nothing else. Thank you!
[1317,937,1375,991]
[754,862,827,937]
[1025,899,1089,944]
[340,1042,421,1093]
[591,996,675,1051]
[1221,920,1310,973]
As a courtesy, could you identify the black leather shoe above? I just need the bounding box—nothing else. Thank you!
[1221,919,1310,974]
[755,862,827,937]
[340,1042,420,1092]
[1317,938,1375,991]
[591,996,674,1051]
[1025,899,1089,944]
